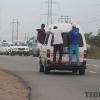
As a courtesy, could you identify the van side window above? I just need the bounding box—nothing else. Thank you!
[44,33,50,45]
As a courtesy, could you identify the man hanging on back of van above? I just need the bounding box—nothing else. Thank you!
[52,26,63,63]
[36,24,46,44]
[68,24,80,65]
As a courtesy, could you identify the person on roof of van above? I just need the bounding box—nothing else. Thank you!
[36,24,46,44]
[68,24,80,65]
[52,26,63,63]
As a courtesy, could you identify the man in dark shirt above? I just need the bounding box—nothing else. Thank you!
[37,24,46,44]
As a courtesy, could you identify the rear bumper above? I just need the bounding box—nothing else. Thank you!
[46,60,86,70]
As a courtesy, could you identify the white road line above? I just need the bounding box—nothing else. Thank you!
[93,65,99,68]
[87,64,91,66]
[89,71,98,74]
[87,64,99,68]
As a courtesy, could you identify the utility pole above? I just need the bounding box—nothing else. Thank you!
[11,19,20,42]
[16,19,19,41]
[47,0,52,25]
[24,33,27,41]
[11,19,16,42]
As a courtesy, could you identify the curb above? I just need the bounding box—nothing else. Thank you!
[0,68,32,100]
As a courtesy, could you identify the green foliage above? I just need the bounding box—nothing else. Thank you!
[88,46,100,59]
[85,30,100,59]
[85,31,100,47]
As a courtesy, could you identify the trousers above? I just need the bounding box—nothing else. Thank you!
[69,44,80,64]
[53,44,63,62]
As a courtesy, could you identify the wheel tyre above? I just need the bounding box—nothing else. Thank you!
[6,52,9,55]
[19,53,22,56]
[33,53,35,57]
[79,69,85,75]
[26,53,29,56]
[28,53,30,56]
[44,61,50,74]
[36,54,38,57]
[44,67,50,74]
[39,60,44,72]
[72,69,78,75]
[40,66,44,72]
[11,52,14,56]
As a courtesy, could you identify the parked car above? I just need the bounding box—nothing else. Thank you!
[39,23,87,75]
[10,40,30,56]
[32,42,42,57]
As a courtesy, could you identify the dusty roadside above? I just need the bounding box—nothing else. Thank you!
[0,69,31,100]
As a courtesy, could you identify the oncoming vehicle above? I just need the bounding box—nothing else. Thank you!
[10,40,30,56]
[39,23,87,75]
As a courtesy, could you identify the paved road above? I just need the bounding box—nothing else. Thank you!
[0,55,100,100]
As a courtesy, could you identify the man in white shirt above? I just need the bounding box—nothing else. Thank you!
[52,26,63,63]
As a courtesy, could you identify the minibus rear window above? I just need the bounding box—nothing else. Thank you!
[62,32,83,47]
[51,32,83,47]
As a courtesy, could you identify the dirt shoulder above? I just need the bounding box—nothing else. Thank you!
[0,69,30,100]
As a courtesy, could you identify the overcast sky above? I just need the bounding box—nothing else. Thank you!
[0,0,100,41]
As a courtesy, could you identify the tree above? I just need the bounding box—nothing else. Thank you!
[84,32,93,44]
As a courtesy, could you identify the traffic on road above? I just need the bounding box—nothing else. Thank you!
[0,40,41,57]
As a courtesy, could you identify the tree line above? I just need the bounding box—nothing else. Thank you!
[85,30,100,47]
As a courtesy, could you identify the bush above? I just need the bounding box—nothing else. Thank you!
[88,46,100,59]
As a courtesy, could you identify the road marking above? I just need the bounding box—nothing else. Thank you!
[87,64,99,68]
[87,64,91,66]
[93,65,99,68]
[89,71,98,74]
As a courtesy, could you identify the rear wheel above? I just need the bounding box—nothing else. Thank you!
[11,52,15,56]
[44,67,50,74]
[79,69,85,75]
[33,54,35,57]
[19,53,22,56]
[39,59,44,72]
[72,69,78,75]
[44,61,50,74]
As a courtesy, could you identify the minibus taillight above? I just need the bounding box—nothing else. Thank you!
[47,49,50,58]
[84,50,87,58]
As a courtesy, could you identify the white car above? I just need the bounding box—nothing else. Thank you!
[0,42,11,55]
[10,40,30,56]
[0,47,7,55]
[39,23,87,75]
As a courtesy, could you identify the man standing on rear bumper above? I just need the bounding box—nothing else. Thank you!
[37,24,46,44]
[52,26,63,63]
[68,25,80,65]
